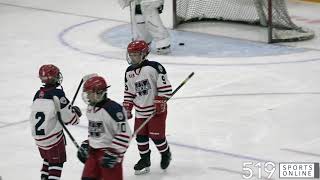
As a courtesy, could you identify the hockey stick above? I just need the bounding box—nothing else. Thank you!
[129,0,136,41]
[71,73,98,105]
[131,72,195,138]
[54,74,98,149]
[53,96,80,149]
[71,79,83,105]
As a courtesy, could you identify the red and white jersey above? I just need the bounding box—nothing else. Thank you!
[86,99,131,159]
[30,87,80,150]
[124,60,172,118]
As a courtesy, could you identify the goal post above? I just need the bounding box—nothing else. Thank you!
[172,0,314,43]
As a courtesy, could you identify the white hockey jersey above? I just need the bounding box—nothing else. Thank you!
[86,99,131,159]
[124,60,172,118]
[30,87,80,150]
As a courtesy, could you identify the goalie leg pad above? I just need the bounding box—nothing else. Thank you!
[141,3,170,49]
[134,14,153,44]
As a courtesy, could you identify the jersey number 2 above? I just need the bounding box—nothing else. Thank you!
[35,112,45,135]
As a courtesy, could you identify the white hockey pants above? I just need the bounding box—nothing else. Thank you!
[134,1,170,49]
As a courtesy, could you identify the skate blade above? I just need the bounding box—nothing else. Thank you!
[156,48,171,55]
[134,167,150,175]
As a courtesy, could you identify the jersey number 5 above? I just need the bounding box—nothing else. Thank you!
[35,112,45,135]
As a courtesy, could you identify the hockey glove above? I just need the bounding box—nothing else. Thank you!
[154,96,167,114]
[72,106,82,117]
[77,140,89,164]
[123,101,133,119]
[100,151,118,168]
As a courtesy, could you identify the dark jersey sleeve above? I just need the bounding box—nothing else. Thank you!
[33,87,70,109]
[145,61,172,98]
[103,100,126,122]
[144,60,167,75]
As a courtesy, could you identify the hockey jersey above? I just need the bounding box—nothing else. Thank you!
[124,60,172,118]
[30,87,80,150]
[86,99,131,160]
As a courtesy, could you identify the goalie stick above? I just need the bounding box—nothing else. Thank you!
[131,72,195,139]
[129,0,136,41]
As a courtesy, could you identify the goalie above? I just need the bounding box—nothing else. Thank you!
[119,0,171,54]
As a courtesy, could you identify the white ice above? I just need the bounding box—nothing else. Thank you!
[0,0,320,179]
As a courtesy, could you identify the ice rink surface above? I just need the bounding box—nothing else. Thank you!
[0,0,320,179]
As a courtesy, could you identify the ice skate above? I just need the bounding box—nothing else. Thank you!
[160,150,171,170]
[134,151,151,175]
[156,45,171,55]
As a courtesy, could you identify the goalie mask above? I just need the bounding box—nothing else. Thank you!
[126,40,150,65]
[82,76,110,105]
[39,64,63,86]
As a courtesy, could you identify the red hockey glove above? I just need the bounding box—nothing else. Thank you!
[123,101,133,119]
[154,96,167,114]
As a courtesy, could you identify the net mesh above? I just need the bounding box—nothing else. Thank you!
[175,0,314,42]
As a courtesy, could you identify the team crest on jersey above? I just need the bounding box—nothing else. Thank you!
[135,79,151,96]
[116,112,124,120]
[60,97,67,104]
[88,121,105,138]
[158,65,164,73]
[129,73,135,78]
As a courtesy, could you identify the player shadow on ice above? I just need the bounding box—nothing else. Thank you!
[101,24,306,58]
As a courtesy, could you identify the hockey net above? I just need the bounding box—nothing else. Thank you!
[173,0,314,42]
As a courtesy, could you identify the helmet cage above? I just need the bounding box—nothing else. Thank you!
[82,90,106,105]
[82,76,109,105]
[126,51,148,65]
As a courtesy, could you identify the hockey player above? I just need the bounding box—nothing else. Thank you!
[77,75,132,180]
[119,0,171,54]
[123,40,172,175]
[30,64,82,180]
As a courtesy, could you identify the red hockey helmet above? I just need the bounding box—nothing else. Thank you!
[127,40,150,65]
[82,76,110,105]
[39,64,63,85]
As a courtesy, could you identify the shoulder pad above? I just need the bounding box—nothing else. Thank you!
[50,89,66,99]
[33,88,65,100]
[33,88,69,109]
[103,100,126,122]
[126,64,139,72]
[144,60,167,74]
